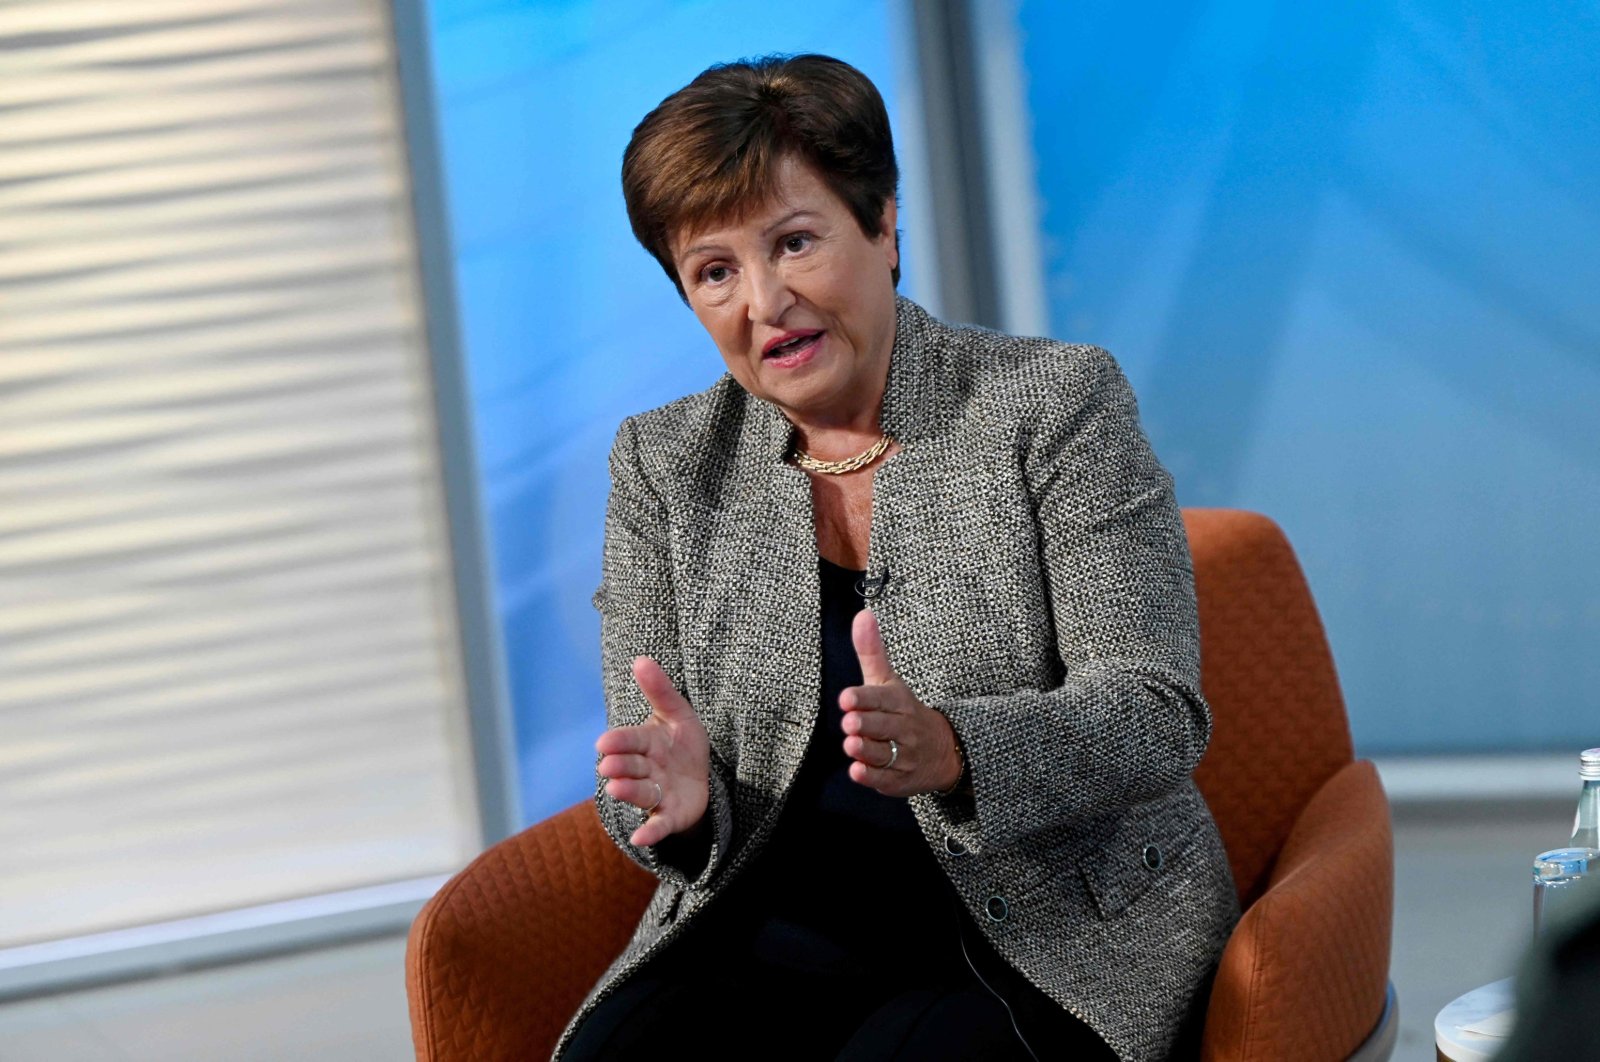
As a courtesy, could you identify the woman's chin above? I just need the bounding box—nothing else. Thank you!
[755,347,832,405]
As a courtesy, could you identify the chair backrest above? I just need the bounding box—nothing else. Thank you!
[407,801,654,1061]
[1183,508,1355,907]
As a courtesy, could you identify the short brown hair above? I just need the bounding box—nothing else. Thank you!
[622,54,900,297]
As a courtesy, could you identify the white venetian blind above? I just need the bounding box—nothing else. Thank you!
[0,0,482,949]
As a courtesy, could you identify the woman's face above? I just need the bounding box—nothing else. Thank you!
[670,156,899,427]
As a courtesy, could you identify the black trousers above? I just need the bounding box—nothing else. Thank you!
[560,906,1117,1061]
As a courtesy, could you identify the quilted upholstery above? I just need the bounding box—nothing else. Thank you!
[405,508,1394,1062]
[1186,509,1356,907]
[406,802,652,1062]
[1185,509,1393,1061]
[1200,760,1393,1061]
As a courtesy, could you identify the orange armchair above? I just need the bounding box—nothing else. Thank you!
[1186,510,1395,1061]
[406,509,1395,1061]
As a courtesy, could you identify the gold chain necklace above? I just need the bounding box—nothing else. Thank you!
[790,434,894,475]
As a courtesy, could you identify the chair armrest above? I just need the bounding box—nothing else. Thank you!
[406,800,655,1061]
[1202,760,1394,1062]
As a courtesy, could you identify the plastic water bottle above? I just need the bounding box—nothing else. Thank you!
[1532,748,1600,936]
[1572,748,1600,849]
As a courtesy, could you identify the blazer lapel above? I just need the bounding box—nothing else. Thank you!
[715,297,945,826]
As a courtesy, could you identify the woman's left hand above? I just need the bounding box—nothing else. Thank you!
[840,609,964,797]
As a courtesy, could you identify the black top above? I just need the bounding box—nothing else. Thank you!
[705,556,967,982]
[647,558,1102,1057]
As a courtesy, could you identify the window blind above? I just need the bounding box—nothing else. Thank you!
[0,0,483,950]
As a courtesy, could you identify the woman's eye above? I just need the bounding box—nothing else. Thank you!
[702,265,729,284]
[781,233,812,254]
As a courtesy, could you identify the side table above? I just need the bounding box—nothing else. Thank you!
[1435,978,1514,1062]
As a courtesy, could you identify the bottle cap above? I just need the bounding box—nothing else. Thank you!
[1535,848,1595,880]
[1582,748,1600,781]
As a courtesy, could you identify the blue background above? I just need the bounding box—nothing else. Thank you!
[423,1,916,823]
[1016,0,1600,755]
[423,1,1600,826]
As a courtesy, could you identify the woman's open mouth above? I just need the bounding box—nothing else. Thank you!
[762,330,824,368]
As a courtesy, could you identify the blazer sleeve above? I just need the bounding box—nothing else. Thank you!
[591,416,735,890]
[912,346,1211,854]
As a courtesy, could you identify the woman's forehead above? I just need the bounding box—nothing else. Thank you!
[672,161,839,255]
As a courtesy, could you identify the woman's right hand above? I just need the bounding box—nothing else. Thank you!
[595,656,710,847]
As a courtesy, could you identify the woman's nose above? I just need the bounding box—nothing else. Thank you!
[745,263,795,324]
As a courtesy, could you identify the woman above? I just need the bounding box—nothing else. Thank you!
[559,54,1238,1061]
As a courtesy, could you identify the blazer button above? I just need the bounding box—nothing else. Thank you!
[1143,844,1164,871]
[944,834,968,857]
[985,895,1009,923]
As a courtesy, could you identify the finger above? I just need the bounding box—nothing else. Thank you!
[632,656,694,722]
[840,708,895,740]
[597,752,651,779]
[839,684,895,713]
[605,776,662,812]
[843,734,898,769]
[595,726,652,757]
[848,759,907,796]
[631,814,677,848]
[851,609,896,686]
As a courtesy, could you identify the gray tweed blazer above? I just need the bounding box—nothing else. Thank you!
[558,297,1239,1062]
